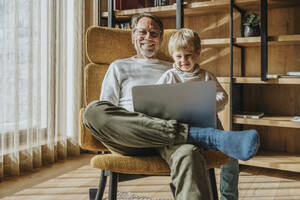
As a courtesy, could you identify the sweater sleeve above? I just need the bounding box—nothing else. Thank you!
[157,68,182,85]
[156,70,173,84]
[100,63,120,106]
[206,71,228,113]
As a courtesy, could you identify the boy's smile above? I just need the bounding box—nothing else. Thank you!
[172,49,199,73]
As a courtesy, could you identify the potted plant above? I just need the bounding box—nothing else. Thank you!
[242,13,260,37]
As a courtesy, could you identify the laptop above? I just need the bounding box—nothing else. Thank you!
[132,81,216,128]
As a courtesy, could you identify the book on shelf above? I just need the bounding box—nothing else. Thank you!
[233,111,264,119]
[266,72,300,79]
[114,0,145,10]
[266,74,281,79]
[280,71,300,78]
[287,72,300,76]
[118,22,131,29]
[291,116,300,122]
[154,0,170,6]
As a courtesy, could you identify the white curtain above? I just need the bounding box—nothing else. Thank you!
[0,0,84,179]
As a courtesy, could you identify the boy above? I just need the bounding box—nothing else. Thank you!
[157,28,259,161]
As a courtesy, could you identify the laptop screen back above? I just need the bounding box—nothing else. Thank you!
[132,81,216,128]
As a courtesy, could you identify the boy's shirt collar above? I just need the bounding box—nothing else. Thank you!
[173,63,200,76]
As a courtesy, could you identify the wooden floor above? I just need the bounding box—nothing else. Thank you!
[1,153,300,200]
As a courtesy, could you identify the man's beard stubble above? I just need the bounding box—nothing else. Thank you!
[134,39,159,58]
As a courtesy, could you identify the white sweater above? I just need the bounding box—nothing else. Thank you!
[157,64,228,113]
[100,56,172,112]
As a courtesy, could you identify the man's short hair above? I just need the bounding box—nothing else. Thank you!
[131,13,164,38]
[168,28,201,56]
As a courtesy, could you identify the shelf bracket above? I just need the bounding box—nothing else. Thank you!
[176,0,184,29]
[98,0,102,26]
[233,4,245,14]
[230,1,246,130]
[230,0,234,130]
[261,0,268,81]
[108,0,116,28]
[233,44,242,49]
[232,3,246,38]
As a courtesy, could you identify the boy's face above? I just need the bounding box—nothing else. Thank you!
[172,49,199,73]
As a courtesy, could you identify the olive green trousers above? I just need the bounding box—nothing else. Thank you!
[83,100,213,200]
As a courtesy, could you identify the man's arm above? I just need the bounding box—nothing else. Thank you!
[100,63,120,106]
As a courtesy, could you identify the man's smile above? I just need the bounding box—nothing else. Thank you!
[140,41,155,50]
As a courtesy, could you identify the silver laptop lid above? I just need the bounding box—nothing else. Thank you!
[132,81,216,128]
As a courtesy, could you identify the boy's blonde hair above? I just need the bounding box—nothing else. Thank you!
[168,28,201,55]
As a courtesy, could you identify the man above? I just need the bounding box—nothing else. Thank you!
[83,13,259,199]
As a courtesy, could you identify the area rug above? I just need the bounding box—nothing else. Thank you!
[103,192,160,200]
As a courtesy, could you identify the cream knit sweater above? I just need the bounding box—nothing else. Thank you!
[100,56,172,112]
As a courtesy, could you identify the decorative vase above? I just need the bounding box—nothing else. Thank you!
[244,25,260,37]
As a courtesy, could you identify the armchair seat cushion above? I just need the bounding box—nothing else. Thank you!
[90,151,229,175]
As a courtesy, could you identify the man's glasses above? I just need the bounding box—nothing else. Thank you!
[136,28,160,38]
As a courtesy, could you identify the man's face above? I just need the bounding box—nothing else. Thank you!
[132,17,162,59]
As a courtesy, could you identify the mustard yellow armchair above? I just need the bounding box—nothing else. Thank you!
[80,26,230,200]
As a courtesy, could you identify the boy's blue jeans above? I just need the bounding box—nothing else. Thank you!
[83,100,238,200]
[220,158,239,200]
[217,118,239,200]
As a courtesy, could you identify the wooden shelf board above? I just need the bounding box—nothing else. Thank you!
[236,34,300,47]
[200,35,300,47]
[233,116,300,128]
[236,0,300,10]
[217,77,300,84]
[103,1,227,18]
[239,151,300,173]
[112,5,177,18]
[233,77,300,84]
[201,38,230,47]
[183,0,230,15]
[217,77,231,83]
[194,35,300,47]
[102,0,300,18]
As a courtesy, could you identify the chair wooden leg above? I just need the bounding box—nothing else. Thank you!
[108,171,118,200]
[169,183,176,198]
[89,170,108,200]
[95,170,108,200]
[208,168,218,200]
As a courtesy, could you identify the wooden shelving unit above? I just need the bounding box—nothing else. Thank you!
[216,77,231,83]
[233,77,300,84]
[239,151,300,172]
[233,116,300,129]
[201,34,300,47]
[102,0,300,18]
[106,4,177,18]
[236,34,300,46]
[228,0,300,173]
[201,38,230,47]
